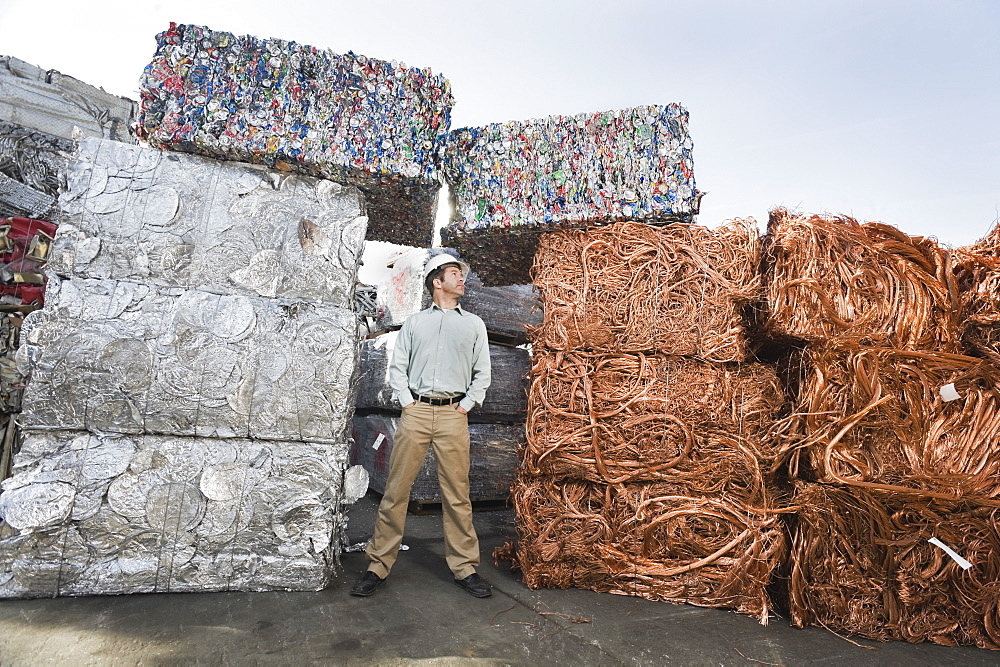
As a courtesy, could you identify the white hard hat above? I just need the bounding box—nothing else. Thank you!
[424,253,470,280]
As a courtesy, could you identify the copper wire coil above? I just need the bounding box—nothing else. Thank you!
[530,219,760,362]
[500,475,786,623]
[771,345,1000,504]
[763,208,960,351]
[789,481,1000,649]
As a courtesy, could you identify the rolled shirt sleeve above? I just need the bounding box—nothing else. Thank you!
[389,318,415,409]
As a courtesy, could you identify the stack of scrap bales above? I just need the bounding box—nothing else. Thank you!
[505,219,789,623]
[353,248,535,506]
[0,134,369,598]
[764,208,1000,648]
[137,22,452,248]
[0,56,138,479]
[439,105,699,285]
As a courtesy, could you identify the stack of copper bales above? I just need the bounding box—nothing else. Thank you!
[503,219,788,623]
[764,208,1000,648]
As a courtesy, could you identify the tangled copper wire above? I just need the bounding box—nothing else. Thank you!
[499,219,785,622]
[530,219,761,363]
[499,475,786,623]
[524,349,786,485]
[789,482,1000,649]
[763,208,960,351]
[955,220,1000,360]
[770,345,1000,505]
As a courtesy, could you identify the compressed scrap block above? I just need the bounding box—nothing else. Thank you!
[0,430,349,597]
[0,120,73,218]
[373,247,540,342]
[137,22,453,248]
[356,330,529,421]
[17,276,358,443]
[0,55,136,144]
[351,414,522,503]
[439,105,698,285]
[50,138,367,309]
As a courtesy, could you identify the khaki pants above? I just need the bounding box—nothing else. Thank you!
[365,401,480,579]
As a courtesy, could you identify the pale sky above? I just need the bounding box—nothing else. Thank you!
[2,0,998,259]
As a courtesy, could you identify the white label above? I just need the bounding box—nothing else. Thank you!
[940,383,961,402]
[372,433,386,450]
[928,537,972,569]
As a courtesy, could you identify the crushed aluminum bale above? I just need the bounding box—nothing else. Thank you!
[48,137,367,309]
[0,430,352,597]
[17,276,358,443]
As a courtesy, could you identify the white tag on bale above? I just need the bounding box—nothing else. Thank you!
[939,383,961,402]
[928,537,973,569]
[372,433,386,450]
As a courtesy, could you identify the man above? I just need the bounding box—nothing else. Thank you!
[351,254,493,598]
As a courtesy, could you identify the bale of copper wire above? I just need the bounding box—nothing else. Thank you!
[763,208,960,351]
[789,481,1000,649]
[530,219,761,362]
[502,475,786,623]
[524,348,787,484]
[954,221,1000,361]
[771,344,1000,504]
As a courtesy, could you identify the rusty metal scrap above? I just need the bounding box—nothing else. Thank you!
[530,219,760,362]
[763,208,960,351]
[789,481,1000,649]
[771,344,1000,505]
[501,475,786,623]
[524,349,786,484]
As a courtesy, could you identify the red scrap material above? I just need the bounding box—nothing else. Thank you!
[503,475,786,624]
[763,208,960,351]
[530,219,760,362]
[524,349,786,484]
[789,481,1000,649]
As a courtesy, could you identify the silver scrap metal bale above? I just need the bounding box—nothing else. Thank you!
[17,276,359,443]
[0,430,352,597]
[0,55,137,144]
[49,138,368,309]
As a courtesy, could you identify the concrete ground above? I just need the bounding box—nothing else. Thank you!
[0,493,996,666]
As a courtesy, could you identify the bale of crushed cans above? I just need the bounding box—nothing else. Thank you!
[372,247,540,344]
[18,276,358,444]
[531,220,760,362]
[439,105,699,286]
[763,208,960,351]
[788,481,1000,649]
[351,414,523,503]
[0,429,359,597]
[137,22,452,248]
[498,475,785,623]
[356,330,528,422]
[51,137,367,309]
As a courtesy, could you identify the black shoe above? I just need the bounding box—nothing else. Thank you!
[350,571,384,597]
[454,573,492,598]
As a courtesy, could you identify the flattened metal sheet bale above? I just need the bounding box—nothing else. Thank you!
[0,430,350,598]
[350,414,522,503]
[18,277,358,443]
[374,247,540,342]
[0,56,137,144]
[50,138,367,308]
[357,330,528,421]
[136,23,452,247]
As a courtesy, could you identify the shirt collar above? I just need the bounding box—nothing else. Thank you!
[431,302,465,315]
